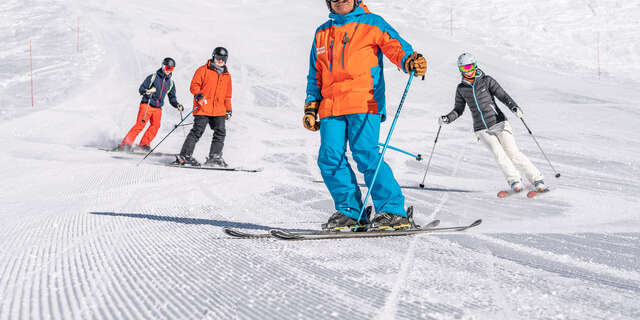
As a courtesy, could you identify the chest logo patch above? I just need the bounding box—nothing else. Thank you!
[317,46,326,55]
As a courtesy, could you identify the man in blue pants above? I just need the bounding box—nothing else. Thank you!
[303,0,427,231]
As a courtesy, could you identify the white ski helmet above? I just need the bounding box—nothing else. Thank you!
[457,53,477,69]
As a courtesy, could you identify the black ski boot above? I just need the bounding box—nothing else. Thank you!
[172,155,201,167]
[204,153,228,167]
[134,145,151,153]
[369,206,415,231]
[321,206,371,232]
[113,144,132,152]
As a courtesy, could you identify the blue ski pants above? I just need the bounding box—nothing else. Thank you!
[318,113,406,219]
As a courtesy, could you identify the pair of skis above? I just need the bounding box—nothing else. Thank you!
[223,218,482,241]
[497,187,551,199]
[167,163,263,173]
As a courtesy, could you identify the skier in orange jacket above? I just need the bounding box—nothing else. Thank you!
[173,47,232,167]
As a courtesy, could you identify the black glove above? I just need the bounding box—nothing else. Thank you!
[225,111,232,120]
[438,115,450,125]
[175,104,184,112]
[194,93,204,101]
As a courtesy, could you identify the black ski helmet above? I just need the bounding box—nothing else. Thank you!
[212,47,228,63]
[162,57,176,67]
[325,0,361,13]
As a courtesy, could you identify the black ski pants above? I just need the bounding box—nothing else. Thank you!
[180,115,226,157]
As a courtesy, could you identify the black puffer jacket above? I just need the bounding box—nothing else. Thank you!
[445,69,519,132]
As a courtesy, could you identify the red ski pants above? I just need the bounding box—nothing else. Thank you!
[120,104,162,146]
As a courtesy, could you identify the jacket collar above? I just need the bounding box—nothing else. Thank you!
[329,3,369,24]
[155,68,172,79]
[461,69,484,86]
[207,60,229,74]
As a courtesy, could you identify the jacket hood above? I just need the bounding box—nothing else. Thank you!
[329,3,370,23]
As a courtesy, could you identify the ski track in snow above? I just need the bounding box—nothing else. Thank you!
[1,0,640,319]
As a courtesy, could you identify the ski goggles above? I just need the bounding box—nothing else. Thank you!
[163,65,175,72]
[459,63,476,73]
[213,55,227,63]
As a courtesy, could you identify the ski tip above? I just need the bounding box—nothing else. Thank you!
[469,219,482,228]
[269,229,302,240]
[424,219,440,228]
[223,227,244,237]
[497,191,510,198]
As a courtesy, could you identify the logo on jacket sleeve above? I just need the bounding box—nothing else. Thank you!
[316,46,326,55]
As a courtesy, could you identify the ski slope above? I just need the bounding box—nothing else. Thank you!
[1,0,639,319]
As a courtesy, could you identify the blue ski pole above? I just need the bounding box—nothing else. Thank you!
[356,72,415,223]
[377,143,422,161]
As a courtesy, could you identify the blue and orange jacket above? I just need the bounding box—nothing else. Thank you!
[139,68,178,109]
[305,3,415,121]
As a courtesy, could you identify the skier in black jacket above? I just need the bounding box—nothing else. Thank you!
[439,53,546,193]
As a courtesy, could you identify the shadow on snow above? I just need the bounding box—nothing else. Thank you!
[89,211,315,232]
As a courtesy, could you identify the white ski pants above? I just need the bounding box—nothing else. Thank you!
[476,121,543,185]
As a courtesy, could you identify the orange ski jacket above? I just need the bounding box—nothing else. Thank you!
[190,61,232,117]
[305,3,415,121]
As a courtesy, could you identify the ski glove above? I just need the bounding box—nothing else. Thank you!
[404,52,427,77]
[303,101,320,132]
[194,93,204,102]
[175,104,184,112]
[438,115,450,125]
[226,111,232,120]
[511,106,523,118]
[143,87,157,96]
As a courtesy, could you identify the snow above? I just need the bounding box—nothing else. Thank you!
[1,0,639,319]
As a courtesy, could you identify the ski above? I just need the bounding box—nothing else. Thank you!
[268,219,480,241]
[527,188,550,198]
[100,148,175,157]
[223,219,441,239]
[167,164,263,173]
[497,190,522,198]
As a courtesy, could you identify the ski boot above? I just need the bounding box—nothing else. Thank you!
[113,144,132,152]
[510,181,523,193]
[133,145,151,153]
[321,206,371,232]
[368,206,415,231]
[204,153,228,167]
[533,180,547,192]
[172,155,201,167]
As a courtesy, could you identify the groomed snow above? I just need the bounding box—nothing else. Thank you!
[1,0,639,319]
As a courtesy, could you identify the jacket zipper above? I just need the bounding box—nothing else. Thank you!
[341,25,358,69]
[341,32,347,69]
[472,81,489,130]
[157,78,166,107]
[329,40,334,72]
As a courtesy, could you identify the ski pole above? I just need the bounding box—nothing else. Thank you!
[518,116,561,178]
[180,110,187,137]
[356,71,415,223]
[377,143,422,161]
[137,106,199,165]
[419,124,442,188]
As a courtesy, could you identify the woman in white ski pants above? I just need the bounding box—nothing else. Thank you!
[476,121,542,186]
